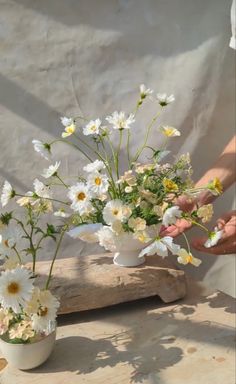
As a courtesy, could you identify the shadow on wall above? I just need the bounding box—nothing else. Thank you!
[12,0,231,57]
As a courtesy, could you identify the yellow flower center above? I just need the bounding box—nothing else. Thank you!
[77,192,86,201]
[90,125,97,132]
[112,209,119,216]
[39,306,48,317]
[186,255,193,264]
[4,239,9,248]
[7,282,20,294]
[164,128,174,136]
[95,177,102,186]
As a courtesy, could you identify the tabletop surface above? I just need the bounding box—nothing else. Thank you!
[0,281,235,384]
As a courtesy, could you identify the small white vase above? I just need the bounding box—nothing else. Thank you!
[0,329,56,370]
[111,232,149,267]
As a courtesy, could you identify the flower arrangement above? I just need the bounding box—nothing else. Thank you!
[0,84,224,316]
[0,192,63,343]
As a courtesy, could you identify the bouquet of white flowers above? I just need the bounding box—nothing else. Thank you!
[1,85,223,274]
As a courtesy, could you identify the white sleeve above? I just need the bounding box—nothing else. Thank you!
[230,0,236,49]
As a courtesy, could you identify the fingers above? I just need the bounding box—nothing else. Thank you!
[216,211,236,229]
[192,234,236,255]
[160,219,192,238]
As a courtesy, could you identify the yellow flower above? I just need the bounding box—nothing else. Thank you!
[163,178,179,192]
[197,204,213,223]
[128,217,146,231]
[62,123,76,138]
[133,230,151,243]
[208,177,223,195]
[159,126,181,137]
[177,249,202,267]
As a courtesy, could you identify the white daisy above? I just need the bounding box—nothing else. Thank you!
[103,200,132,225]
[0,267,34,313]
[159,126,181,137]
[0,226,22,257]
[139,236,180,258]
[60,116,76,138]
[60,116,74,127]
[83,119,102,136]
[162,206,182,227]
[33,179,52,198]
[31,290,60,333]
[1,181,15,207]
[156,93,175,106]
[106,111,135,130]
[204,227,223,248]
[177,248,202,267]
[41,161,61,179]
[83,160,106,173]
[140,84,153,99]
[32,140,52,161]
[67,223,103,243]
[97,226,116,252]
[87,172,109,196]
[54,209,70,218]
[67,182,92,214]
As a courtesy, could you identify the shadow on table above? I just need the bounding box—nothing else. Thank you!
[28,285,235,383]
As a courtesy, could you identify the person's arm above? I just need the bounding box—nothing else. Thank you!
[160,136,236,238]
[195,135,236,206]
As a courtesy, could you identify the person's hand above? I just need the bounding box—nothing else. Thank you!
[192,211,236,255]
[160,195,196,238]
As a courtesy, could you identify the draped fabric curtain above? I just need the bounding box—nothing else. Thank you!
[0,0,235,295]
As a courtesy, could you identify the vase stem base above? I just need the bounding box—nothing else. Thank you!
[113,251,145,267]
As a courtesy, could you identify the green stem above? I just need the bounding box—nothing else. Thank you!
[55,174,68,188]
[115,129,123,180]
[45,230,66,289]
[133,110,161,162]
[181,232,191,253]
[16,193,69,206]
[12,246,22,263]
[190,219,209,233]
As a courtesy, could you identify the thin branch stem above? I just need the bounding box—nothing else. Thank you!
[45,229,66,289]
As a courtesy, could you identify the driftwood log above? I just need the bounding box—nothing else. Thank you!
[35,253,187,314]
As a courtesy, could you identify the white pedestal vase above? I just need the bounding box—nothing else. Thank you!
[0,328,56,370]
[112,235,147,267]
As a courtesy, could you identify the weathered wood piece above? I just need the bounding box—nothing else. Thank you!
[35,254,187,314]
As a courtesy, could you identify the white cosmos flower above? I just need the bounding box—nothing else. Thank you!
[0,267,34,313]
[67,223,103,243]
[204,227,223,248]
[106,111,135,130]
[1,181,14,207]
[159,126,181,137]
[87,172,109,196]
[177,249,202,267]
[156,93,175,106]
[32,140,52,161]
[41,161,61,179]
[139,236,180,258]
[162,206,182,227]
[83,160,105,173]
[83,119,102,135]
[33,179,52,198]
[140,84,153,99]
[97,226,116,252]
[60,116,74,127]
[103,200,132,225]
[0,226,22,257]
[31,290,60,333]
[67,182,92,214]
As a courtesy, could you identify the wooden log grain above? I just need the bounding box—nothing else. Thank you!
[35,253,187,314]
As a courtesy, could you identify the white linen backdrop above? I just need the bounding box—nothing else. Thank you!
[0,0,235,296]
